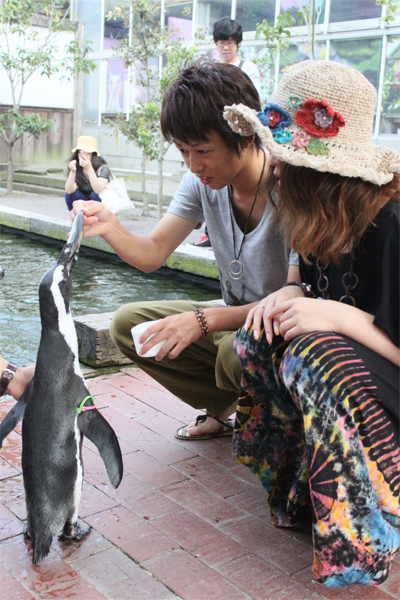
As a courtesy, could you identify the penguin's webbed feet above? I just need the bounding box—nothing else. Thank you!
[23,522,31,540]
[59,520,91,542]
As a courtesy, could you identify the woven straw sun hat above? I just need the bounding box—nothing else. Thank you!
[72,136,100,155]
[224,60,400,186]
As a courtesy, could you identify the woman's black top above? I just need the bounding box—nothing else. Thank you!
[300,199,399,424]
[79,165,111,196]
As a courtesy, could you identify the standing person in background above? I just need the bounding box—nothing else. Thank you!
[65,136,111,221]
[191,16,262,248]
[213,17,262,98]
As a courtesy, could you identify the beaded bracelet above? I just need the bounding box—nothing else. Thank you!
[193,307,209,338]
[0,362,18,397]
[282,281,315,298]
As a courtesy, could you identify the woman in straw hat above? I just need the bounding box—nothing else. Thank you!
[65,136,111,220]
[223,60,400,588]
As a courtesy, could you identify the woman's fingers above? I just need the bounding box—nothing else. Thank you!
[244,306,257,331]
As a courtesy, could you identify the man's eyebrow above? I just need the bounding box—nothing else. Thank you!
[174,140,210,148]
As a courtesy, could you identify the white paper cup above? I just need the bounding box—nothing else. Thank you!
[131,320,167,358]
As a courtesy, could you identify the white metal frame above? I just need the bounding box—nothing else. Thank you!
[82,0,400,140]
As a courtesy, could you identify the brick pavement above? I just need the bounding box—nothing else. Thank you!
[1,368,399,600]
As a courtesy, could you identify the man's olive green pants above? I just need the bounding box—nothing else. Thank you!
[109,300,241,416]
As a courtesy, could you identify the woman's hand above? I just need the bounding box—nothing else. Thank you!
[68,159,77,172]
[79,152,93,173]
[138,312,203,361]
[269,297,340,341]
[245,286,305,342]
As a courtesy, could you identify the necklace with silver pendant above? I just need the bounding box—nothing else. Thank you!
[228,150,266,281]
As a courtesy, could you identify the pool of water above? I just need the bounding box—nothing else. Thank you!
[0,231,220,364]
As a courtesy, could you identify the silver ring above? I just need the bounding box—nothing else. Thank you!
[256,305,266,310]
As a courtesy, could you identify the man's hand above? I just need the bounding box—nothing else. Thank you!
[72,200,115,237]
[137,312,204,361]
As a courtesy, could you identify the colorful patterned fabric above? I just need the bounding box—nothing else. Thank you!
[233,328,400,588]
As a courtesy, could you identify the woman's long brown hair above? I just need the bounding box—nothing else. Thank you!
[268,164,400,264]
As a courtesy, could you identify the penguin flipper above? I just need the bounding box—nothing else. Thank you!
[78,410,123,488]
[0,379,33,448]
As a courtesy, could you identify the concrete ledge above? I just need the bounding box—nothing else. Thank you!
[0,206,219,280]
[74,312,133,367]
[12,182,65,196]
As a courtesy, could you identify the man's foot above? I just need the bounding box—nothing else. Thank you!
[175,414,234,440]
[190,233,211,247]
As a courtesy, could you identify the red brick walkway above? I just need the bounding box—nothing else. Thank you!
[1,368,399,599]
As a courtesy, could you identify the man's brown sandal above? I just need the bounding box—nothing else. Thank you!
[174,414,235,441]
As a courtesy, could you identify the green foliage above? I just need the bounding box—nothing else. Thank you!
[376,0,400,25]
[0,0,96,105]
[105,102,160,160]
[255,12,295,60]
[0,109,53,138]
[0,0,97,192]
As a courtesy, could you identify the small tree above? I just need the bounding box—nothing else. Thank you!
[0,0,96,192]
[106,0,200,218]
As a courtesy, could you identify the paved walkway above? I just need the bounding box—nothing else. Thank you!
[1,368,399,600]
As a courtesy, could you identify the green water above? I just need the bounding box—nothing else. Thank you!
[0,231,220,364]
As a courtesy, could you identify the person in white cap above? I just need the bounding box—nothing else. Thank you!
[224,59,400,588]
[65,136,111,220]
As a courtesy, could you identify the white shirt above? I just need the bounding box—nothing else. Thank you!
[233,59,262,98]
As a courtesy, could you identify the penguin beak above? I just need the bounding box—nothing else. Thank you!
[68,211,84,252]
[62,211,84,274]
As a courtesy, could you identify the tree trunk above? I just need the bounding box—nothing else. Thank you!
[6,141,14,194]
[140,153,149,216]
[157,136,164,221]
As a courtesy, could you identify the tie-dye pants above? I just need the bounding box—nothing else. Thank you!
[233,328,400,588]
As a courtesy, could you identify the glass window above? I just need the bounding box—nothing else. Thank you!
[329,0,381,23]
[236,0,275,32]
[329,38,382,89]
[380,35,400,135]
[76,0,103,52]
[82,60,101,123]
[104,0,129,49]
[196,0,232,32]
[280,0,326,27]
[278,43,314,74]
[166,1,193,41]
[278,40,325,70]
[103,59,128,115]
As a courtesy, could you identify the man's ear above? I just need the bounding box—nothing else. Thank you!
[240,134,256,150]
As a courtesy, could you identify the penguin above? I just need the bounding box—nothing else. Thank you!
[0,211,123,563]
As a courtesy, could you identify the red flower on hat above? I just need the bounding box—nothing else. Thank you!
[295,99,345,138]
[268,111,282,127]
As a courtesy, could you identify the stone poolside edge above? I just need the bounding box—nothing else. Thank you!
[0,206,219,280]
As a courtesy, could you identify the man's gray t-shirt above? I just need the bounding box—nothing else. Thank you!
[168,171,298,306]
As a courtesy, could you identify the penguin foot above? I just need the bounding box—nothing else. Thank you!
[59,521,91,542]
[23,523,31,540]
